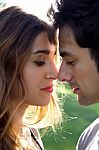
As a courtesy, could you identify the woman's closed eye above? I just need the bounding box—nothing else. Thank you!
[34,60,45,66]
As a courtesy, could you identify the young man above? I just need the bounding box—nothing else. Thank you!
[50,0,99,149]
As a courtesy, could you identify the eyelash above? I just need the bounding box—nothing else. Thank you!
[66,61,75,65]
[33,53,56,67]
[34,61,45,66]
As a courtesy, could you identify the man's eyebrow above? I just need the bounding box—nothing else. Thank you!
[60,51,73,57]
[31,49,50,55]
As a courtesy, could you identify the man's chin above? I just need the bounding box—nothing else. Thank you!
[77,97,95,106]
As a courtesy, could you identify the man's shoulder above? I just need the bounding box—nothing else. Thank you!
[89,118,99,128]
[76,118,99,150]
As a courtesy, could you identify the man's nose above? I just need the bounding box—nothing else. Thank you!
[58,62,73,82]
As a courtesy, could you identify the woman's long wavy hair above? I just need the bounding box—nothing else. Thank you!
[0,6,62,149]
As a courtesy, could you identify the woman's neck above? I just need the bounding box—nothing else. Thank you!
[11,101,29,134]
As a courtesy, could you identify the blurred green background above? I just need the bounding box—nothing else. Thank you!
[42,83,99,150]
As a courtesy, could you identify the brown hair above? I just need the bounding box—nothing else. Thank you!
[0,6,62,149]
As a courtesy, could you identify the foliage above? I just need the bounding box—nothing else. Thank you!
[0,0,6,9]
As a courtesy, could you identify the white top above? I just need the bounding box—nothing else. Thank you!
[18,125,44,150]
[76,118,99,150]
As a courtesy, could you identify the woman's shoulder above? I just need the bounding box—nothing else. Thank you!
[30,128,44,150]
[31,128,40,139]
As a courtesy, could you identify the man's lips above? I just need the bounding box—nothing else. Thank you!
[71,86,80,94]
[40,86,53,93]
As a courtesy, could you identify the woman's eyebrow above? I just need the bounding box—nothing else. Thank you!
[32,49,50,55]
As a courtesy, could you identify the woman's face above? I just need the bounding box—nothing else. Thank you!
[22,32,58,106]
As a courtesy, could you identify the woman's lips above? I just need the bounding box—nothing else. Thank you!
[40,86,53,93]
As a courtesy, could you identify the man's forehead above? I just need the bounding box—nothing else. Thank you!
[59,27,76,46]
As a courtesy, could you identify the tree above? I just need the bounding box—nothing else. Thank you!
[0,0,6,9]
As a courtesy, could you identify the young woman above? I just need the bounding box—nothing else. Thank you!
[0,6,62,150]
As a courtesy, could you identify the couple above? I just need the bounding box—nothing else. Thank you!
[0,0,99,149]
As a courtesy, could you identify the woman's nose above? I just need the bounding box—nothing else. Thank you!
[45,61,58,80]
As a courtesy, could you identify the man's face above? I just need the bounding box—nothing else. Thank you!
[58,27,99,105]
